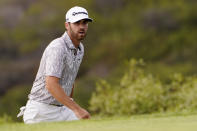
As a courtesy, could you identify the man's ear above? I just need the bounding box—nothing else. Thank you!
[65,22,69,30]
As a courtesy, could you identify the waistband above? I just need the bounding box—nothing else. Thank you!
[28,100,63,107]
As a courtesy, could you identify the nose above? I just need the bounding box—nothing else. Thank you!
[79,23,86,29]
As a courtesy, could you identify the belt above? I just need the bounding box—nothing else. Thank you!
[29,100,64,107]
[49,104,63,107]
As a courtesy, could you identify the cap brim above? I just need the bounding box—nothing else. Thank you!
[69,17,93,23]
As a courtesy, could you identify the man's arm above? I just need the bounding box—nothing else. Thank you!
[45,76,90,119]
[70,84,74,98]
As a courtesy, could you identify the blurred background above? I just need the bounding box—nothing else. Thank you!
[0,0,197,122]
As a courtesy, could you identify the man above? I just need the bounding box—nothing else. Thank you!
[17,6,93,124]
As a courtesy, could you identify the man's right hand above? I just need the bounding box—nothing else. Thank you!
[46,76,91,120]
[74,108,91,119]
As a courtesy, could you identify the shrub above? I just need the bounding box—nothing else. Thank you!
[0,114,13,124]
[89,59,197,116]
[164,74,197,111]
[0,85,30,121]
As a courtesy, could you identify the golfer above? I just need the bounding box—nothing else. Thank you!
[17,6,93,124]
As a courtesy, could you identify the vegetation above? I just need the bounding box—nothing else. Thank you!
[0,85,30,121]
[0,0,197,121]
[1,113,197,131]
[89,59,197,115]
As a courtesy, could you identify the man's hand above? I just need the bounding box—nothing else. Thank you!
[46,76,91,120]
[74,108,91,119]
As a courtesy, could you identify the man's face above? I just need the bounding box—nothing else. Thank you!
[66,19,89,41]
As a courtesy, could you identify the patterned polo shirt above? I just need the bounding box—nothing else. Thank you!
[28,31,84,106]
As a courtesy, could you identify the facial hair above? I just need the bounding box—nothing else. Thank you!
[69,26,87,41]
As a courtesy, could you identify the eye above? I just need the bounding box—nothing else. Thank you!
[83,20,89,24]
[74,21,80,25]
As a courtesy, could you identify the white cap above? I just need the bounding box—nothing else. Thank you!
[65,6,93,23]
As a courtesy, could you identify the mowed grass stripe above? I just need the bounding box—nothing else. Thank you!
[1,114,197,131]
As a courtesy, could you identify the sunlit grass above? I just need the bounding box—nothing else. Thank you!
[1,113,197,131]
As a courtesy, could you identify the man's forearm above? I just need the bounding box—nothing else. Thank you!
[45,76,90,119]
[70,84,74,98]
[46,77,80,112]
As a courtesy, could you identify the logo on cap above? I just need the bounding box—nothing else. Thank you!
[72,12,88,16]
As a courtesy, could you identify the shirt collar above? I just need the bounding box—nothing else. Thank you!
[62,31,83,51]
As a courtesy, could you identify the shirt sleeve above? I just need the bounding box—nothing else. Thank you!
[45,47,65,78]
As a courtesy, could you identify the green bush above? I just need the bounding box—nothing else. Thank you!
[0,85,31,121]
[89,59,197,116]
[164,74,197,111]
[0,114,13,124]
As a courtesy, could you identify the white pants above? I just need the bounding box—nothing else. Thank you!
[17,100,79,124]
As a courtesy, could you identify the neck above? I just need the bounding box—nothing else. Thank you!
[67,31,80,48]
[71,38,80,48]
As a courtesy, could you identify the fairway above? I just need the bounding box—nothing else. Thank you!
[1,114,197,131]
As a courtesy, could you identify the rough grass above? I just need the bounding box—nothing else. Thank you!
[1,113,197,131]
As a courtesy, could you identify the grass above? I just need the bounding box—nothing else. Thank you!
[0,113,197,131]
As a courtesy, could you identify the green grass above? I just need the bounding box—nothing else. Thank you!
[1,113,197,131]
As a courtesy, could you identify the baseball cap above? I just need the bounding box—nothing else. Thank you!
[65,6,93,23]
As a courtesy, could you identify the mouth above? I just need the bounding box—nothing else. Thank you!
[78,31,85,35]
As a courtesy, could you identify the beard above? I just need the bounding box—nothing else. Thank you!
[70,27,87,41]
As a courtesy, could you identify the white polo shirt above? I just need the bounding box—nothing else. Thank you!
[28,31,84,106]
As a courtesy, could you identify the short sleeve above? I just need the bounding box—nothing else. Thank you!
[45,47,65,78]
